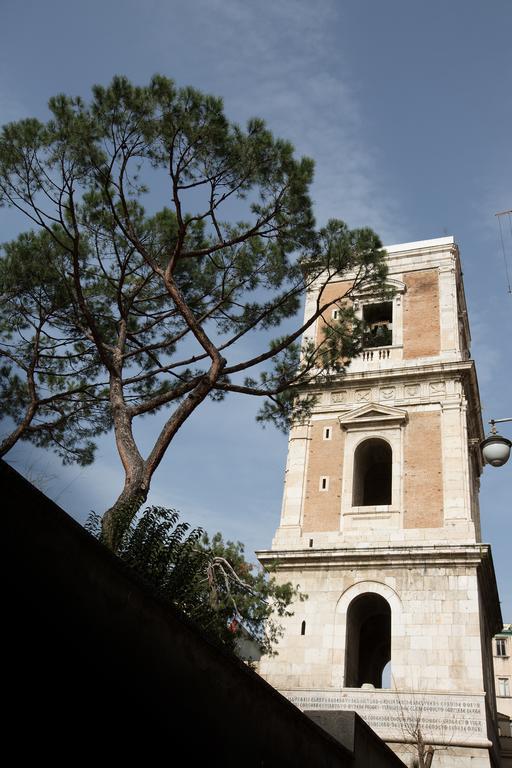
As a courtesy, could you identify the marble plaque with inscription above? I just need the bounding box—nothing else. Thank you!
[282,689,488,746]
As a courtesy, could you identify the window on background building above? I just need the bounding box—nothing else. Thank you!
[363,302,393,348]
[498,678,510,697]
[496,638,508,656]
[353,438,392,506]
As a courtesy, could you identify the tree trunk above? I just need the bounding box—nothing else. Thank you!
[417,728,426,768]
[0,403,37,457]
[102,371,148,551]
[101,369,224,551]
[100,471,149,552]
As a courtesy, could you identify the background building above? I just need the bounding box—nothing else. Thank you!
[494,624,512,766]
[494,624,512,718]
[257,237,502,767]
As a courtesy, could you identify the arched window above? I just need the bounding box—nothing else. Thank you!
[344,593,391,688]
[352,438,392,506]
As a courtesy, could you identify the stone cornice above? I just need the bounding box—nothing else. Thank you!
[462,360,485,444]
[310,359,478,390]
[304,361,484,440]
[308,237,458,290]
[257,543,496,571]
[384,236,457,257]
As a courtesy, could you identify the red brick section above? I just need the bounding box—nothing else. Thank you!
[404,411,444,528]
[315,280,353,347]
[302,421,344,532]
[403,269,440,358]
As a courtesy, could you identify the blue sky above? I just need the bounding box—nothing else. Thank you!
[1,0,511,617]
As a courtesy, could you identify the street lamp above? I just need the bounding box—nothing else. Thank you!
[480,418,512,467]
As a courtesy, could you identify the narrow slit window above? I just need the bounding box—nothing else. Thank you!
[301,620,306,636]
[319,476,329,491]
[309,539,314,548]
[323,426,331,440]
[332,308,339,319]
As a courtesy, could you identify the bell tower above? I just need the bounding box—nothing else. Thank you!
[257,237,502,767]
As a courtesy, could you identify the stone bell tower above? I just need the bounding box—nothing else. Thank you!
[257,237,502,767]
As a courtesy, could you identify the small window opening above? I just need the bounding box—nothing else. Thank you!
[345,593,391,688]
[363,302,393,348]
[332,308,340,319]
[320,476,329,491]
[309,539,314,548]
[323,427,331,440]
[353,439,392,506]
[496,639,508,657]
[301,620,306,636]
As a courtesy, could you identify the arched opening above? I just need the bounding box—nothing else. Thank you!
[363,301,393,348]
[344,593,391,688]
[381,660,392,689]
[352,438,392,506]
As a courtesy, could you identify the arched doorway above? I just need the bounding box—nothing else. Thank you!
[344,592,391,688]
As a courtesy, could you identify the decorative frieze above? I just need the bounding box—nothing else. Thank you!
[429,381,446,395]
[325,375,464,410]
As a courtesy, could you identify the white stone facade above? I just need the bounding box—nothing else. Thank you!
[257,238,502,768]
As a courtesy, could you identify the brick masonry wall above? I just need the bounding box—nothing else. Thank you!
[315,280,353,347]
[403,269,440,358]
[303,421,344,532]
[404,410,443,528]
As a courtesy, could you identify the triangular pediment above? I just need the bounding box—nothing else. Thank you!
[356,409,385,419]
[338,401,407,428]
[352,277,406,301]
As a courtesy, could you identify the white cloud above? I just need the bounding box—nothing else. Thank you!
[155,0,404,241]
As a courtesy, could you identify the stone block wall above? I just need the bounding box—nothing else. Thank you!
[259,553,487,695]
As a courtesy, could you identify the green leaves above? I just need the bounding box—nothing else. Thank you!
[0,226,109,463]
[87,506,302,658]
[0,74,388,522]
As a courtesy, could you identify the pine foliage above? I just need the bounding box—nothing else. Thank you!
[86,505,302,657]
